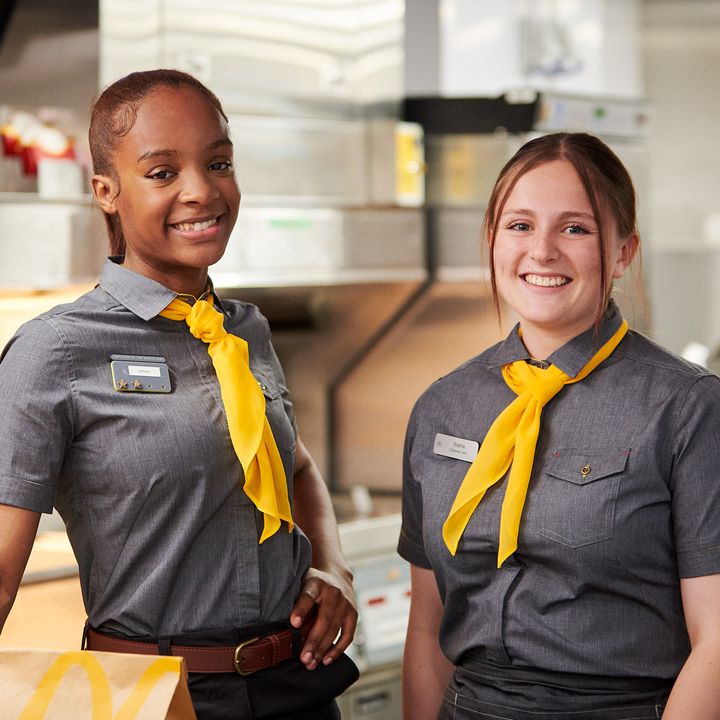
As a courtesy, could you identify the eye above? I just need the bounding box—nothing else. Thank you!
[565,223,590,235]
[209,160,233,172]
[146,168,175,181]
[508,221,530,232]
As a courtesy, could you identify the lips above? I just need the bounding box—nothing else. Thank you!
[522,273,570,287]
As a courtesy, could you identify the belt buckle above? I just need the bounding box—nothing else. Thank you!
[233,636,260,676]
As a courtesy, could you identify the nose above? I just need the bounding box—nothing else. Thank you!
[528,227,559,263]
[180,168,220,204]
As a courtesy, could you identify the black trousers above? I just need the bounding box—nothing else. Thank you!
[187,659,349,720]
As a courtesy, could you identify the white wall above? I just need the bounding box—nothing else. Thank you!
[406,0,641,98]
[642,0,720,353]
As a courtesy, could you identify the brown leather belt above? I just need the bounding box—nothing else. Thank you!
[85,620,313,675]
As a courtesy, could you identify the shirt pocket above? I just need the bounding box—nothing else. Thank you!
[254,372,296,452]
[534,448,629,548]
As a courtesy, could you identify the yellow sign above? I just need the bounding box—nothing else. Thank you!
[395,122,425,206]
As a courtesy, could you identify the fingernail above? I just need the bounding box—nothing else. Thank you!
[302,651,313,663]
[323,656,334,666]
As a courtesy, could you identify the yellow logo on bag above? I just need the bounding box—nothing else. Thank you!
[19,651,183,719]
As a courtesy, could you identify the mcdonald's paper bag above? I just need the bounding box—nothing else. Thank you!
[0,649,197,720]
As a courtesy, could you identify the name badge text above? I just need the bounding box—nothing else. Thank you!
[433,433,479,463]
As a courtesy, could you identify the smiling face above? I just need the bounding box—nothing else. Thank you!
[92,84,240,295]
[492,159,636,359]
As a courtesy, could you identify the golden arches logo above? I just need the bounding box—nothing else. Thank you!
[18,651,183,720]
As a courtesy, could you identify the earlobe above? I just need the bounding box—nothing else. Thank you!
[91,174,119,214]
[612,232,640,279]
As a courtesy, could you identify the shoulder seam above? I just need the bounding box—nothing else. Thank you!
[623,340,711,378]
[667,375,715,481]
[37,316,79,437]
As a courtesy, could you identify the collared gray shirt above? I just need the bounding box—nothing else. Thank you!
[399,301,720,683]
[0,259,311,636]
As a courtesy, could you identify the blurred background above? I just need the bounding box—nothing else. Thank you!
[1,2,719,717]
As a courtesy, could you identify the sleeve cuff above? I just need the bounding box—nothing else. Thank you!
[0,476,54,514]
[676,544,720,578]
[397,527,433,569]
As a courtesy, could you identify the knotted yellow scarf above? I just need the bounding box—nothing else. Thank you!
[443,320,628,567]
[160,296,293,543]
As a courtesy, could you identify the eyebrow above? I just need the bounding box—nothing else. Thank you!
[501,208,597,222]
[136,137,233,163]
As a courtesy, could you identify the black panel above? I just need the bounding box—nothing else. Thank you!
[402,95,540,135]
[0,0,18,45]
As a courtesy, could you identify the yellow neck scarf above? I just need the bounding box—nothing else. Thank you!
[160,296,293,543]
[442,320,628,567]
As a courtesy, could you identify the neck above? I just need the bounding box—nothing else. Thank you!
[121,257,209,298]
[519,321,595,361]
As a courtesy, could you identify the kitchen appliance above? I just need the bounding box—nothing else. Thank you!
[337,514,408,720]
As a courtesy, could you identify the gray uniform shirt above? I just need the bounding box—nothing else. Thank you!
[399,301,720,682]
[0,260,312,636]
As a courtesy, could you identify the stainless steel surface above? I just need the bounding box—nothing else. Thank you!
[229,116,367,206]
[0,193,106,288]
[228,115,424,208]
[425,133,513,209]
[367,119,425,208]
[100,0,404,117]
[534,92,653,139]
[213,206,425,288]
[432,207,487,270]
[337,664,402,719]
[338,515,407,720]
[334,283,511,492]
[227,279,427,485]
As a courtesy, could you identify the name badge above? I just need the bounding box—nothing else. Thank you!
[433,433,479,463]
[110,354,171,393]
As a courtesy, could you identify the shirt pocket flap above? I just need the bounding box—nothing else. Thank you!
[252,372,296,451]
[545,449,629,486]
[253,372,282,400]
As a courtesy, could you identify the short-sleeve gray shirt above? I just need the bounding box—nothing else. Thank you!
[399,301,720,681]
[0,259,312,636]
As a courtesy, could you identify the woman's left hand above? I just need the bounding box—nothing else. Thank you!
[290,566,358,670]
[289,435,358,669]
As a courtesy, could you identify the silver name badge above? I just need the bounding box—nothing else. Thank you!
[433,433,479,463]
[110,354,171,393]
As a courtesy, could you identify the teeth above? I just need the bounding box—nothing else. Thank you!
[524,274,569,287]
[173,218,218,232]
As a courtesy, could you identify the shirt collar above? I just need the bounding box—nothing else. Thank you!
[99,258,227,321]
[488,300,625,378]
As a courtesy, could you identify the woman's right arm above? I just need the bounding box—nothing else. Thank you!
[402,564,455,720]
[0,504,40,632]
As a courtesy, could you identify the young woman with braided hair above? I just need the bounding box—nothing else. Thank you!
[0,69,358,719]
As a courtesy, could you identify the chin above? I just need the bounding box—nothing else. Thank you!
[186,244,229,268]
